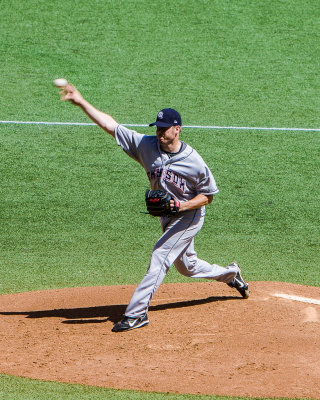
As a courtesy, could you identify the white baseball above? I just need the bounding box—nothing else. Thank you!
[53,78,68,87]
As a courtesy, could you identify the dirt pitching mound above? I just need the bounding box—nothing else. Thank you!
[0,281,319,399]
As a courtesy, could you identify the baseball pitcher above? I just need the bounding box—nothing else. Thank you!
[58,83,250,332]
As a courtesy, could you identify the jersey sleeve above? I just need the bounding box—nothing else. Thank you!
[196,164,219,196]
[115,124,145,162]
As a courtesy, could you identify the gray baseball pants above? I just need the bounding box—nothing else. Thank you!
[125,209,239,318]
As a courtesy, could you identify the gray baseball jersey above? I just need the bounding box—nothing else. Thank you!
[115,125,239,318]
[116,125,218,213]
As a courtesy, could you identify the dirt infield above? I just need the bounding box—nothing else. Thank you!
[0,281,319,399]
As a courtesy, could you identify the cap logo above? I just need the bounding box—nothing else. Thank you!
[174,120,177,123]
[157,111,164,119]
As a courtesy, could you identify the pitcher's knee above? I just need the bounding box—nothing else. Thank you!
[174,260,198,277]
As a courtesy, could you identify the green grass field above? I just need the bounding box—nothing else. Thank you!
[0,0,319,399]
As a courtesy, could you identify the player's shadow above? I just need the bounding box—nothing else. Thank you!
[0,295,239,324]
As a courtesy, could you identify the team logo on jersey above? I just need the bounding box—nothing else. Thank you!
[157,111,164,119]
[147,167,186,193]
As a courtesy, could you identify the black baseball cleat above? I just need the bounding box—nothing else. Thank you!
[112,314,149,332]
[227,262,250,299]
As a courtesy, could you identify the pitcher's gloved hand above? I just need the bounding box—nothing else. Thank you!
[145,189,180,217]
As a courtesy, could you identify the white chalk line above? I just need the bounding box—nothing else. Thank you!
[0,120,320,132]
[273,293,320,305]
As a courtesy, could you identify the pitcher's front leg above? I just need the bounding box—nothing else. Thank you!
[125,211,202,318]
[124,259,168,318]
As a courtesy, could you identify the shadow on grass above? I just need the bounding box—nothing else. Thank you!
[0,295,239,324]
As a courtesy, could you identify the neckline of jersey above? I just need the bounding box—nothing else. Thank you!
[164,142,186,158]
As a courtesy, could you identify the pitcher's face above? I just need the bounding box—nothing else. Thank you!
[156,125,181,147]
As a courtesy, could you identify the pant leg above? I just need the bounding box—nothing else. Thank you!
[174,239,238,283]
[124,209,238,318]
[125,210,202,318]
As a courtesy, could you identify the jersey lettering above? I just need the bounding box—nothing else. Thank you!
[179,179,186,192]
[147,167,186,193]
[165,170,172,180]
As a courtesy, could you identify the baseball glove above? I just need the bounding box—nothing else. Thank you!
[145,189,180,217]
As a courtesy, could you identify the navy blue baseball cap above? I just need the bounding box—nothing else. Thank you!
[149,108,182,127]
